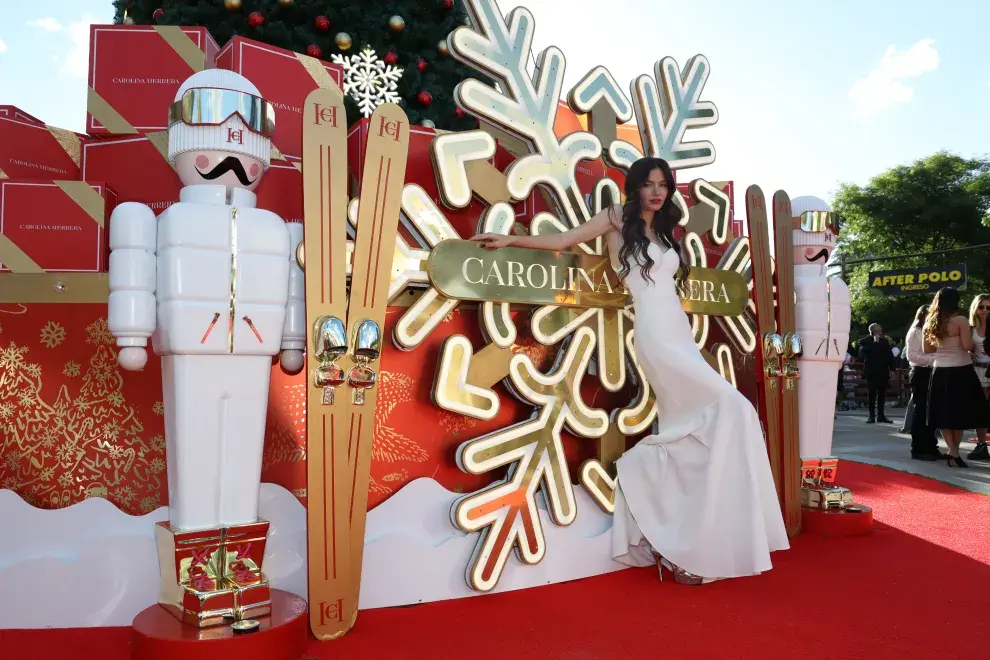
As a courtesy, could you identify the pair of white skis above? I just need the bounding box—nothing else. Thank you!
[301,87,409,638]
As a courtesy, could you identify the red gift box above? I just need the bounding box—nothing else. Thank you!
[216,36,343,161]
[0,116,82,181]
[0,105,42,125]
[0,179,116,273]
[346,120,536,239]
[81,134,181,216]
[87,24,219,136]
[255,158,303,224]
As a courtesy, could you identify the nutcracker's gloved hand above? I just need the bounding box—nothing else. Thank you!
[118,346,148,371]
[280,349,305,374]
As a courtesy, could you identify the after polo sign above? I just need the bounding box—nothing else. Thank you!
[868,264,966,296]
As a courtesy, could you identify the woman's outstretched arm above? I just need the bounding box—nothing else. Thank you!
[471,204,621,250]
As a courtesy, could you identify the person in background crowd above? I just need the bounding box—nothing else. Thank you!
[966,293,990,460]
[858,323,895,424]
[923,287,990,467]
[905,304,943,460]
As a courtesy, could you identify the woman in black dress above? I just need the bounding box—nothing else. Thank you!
[923,287,990,467]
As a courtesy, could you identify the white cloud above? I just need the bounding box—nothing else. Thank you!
[27,18,64,32]
[63,19,94,79]
[0,39,7,55]
[849,38,939,117]
[24,15,93,79]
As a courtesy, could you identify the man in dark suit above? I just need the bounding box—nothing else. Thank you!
[857,323,895,424]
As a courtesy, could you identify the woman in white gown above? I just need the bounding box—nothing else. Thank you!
[472,157,789,585]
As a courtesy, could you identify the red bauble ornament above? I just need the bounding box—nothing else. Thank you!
[417,90,433,106]
[314,15,331,32]
[248,12,265,27]
[444,0,455,8]
[417,58,427,72]
[152,8,165,22]
[306,44,322,58]
[384,51,399,65]
[455,107,465,118]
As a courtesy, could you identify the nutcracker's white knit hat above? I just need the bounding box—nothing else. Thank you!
[790,195,838,248]
[168,69,272,169]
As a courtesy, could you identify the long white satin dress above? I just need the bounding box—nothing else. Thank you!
[611,241,790,580]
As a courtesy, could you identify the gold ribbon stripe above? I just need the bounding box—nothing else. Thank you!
[56,181,107,229]
[46,126,82,167]
[153,25,208,72]
[0,234,44,273]
[145,131,177,170]
[87,87,138,135]
[295,53,343,94]
[0,167,7,179]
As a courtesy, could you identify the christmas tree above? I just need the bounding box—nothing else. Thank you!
[113,0,481,130]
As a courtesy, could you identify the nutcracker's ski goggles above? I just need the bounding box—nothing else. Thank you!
[168,88,276,137]
[799,210,838,234]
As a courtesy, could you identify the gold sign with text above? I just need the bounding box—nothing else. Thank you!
[427,240,747,316]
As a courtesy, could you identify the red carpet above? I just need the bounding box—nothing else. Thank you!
[4,461,988,660]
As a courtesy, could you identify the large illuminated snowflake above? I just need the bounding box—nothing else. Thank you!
[331,46,403,117]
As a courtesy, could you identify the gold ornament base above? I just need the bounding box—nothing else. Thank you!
[155,521,273,628]
[799,457,854,511]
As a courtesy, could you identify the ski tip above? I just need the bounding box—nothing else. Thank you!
[303,86,345,109]
[367,103,411,140]
[772,190,792,217]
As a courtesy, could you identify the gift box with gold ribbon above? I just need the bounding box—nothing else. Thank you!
[0,115,82,181]
[215,36,343,162]
[81,133,179,216]
[86,24,219,137]
[0,179,117,273]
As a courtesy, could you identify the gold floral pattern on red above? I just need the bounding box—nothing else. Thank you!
[0,312,166,512]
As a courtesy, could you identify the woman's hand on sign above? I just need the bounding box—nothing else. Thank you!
[471,233,514,249]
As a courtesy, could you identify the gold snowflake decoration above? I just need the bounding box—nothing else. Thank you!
[39,321,66,348]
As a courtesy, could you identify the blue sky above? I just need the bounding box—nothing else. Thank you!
[2,0,988,210]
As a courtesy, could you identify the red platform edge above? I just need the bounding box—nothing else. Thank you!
[131,589,308,660]
[801,504,874,538]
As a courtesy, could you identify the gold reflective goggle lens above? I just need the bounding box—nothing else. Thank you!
[167,88,276,137]
[799,210,836,233]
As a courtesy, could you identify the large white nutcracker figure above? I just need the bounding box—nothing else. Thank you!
[790,196,851,504]
[107,69,305,627]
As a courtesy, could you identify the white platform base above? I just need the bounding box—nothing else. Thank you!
[0,478,623,628]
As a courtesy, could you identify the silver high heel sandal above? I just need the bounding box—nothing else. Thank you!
[652,552,711,586]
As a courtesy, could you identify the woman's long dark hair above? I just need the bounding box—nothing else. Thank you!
[613,157,688,289]
[924,287,961,345]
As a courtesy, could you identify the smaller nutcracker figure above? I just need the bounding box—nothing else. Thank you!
[790,196,852,509]
[107,69,305,626]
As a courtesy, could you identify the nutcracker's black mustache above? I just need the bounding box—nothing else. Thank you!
[196,156,255,186]
[806,249,829,263]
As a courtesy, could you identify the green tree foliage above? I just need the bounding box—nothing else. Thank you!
[834,151,990,340]
[113,0,479,130]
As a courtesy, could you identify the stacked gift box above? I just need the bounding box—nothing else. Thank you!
[2,24,347,276]
[4,21,539,279]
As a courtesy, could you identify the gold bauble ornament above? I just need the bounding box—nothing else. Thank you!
[335,32,352,51]
[437,40,450,57]
[277,0,294,6]
[388,15,405,32]
[224,0,243,12]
